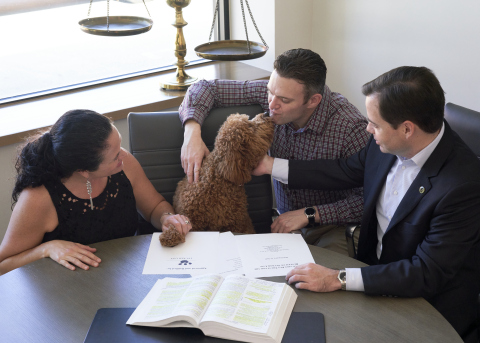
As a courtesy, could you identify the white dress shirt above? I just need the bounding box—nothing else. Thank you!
[272,124,445,291]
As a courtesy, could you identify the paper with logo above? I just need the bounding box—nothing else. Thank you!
[216,232,244,276]
[234,234,315,278]
[142,232,220,275]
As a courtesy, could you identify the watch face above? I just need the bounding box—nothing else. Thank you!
[305,207,315,216]
[339,271,346,281]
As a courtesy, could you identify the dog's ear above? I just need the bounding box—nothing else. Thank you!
[216,152,252,184]
[214,114,253,184]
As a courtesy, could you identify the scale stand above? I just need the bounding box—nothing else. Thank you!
[159,0,197,91]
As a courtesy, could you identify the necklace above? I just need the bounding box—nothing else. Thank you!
[86,180,94,210]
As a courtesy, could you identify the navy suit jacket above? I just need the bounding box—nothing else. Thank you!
[289,122,480,340]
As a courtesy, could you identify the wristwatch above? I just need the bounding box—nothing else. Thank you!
[337,269,346,291]
[304,207,316,227]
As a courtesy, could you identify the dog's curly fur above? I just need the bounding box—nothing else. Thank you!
[159,225,185,247]
[173,112,274,234]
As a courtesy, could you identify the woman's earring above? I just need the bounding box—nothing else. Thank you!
[86,180,94,210]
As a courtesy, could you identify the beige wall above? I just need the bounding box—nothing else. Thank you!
[313,0,480,114]
[274,0,313,60]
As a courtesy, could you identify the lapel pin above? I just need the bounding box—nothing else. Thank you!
[419,186,425,194]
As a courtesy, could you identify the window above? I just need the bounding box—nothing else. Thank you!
[0,0,221,104]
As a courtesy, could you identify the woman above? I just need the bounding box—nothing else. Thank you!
[0,109,191,274]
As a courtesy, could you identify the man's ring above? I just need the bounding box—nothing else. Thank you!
[185,220,190,224]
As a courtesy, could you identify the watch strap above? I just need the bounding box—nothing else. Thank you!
[304,207,316,227]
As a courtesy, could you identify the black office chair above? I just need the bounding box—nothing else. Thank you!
[444,103,480,157]
[444,102,480,343]
[128,104,274,234]
[345,224,359,259]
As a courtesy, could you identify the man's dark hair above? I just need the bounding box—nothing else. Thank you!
[274,48,327,103]
[362,66,445,133]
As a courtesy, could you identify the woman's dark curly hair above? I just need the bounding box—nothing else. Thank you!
[12,109,113,205]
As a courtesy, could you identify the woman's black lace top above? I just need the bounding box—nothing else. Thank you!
[43,171,138,245]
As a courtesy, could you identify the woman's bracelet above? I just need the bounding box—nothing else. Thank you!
[160,212,174,224]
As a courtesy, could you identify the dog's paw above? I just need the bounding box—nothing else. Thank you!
[159,225,186,247]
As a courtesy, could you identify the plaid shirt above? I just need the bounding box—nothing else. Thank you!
[179,79,370,225]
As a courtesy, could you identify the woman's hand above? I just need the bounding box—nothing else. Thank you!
[44,240,101,271]
[161,214,192,236]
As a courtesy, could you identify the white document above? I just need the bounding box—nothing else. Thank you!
[142,232,220,275]
[216,232,244,276]
[234,233,315,278]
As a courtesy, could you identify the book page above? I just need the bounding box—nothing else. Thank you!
[235,233,315,278]
[127,274,223,326]
[200,275,285,333]
[143,232,220,275]
[216,232,244,276]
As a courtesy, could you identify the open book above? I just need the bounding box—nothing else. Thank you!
[127,274,298,343]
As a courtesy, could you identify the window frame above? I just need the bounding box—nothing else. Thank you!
[0,0,229,105]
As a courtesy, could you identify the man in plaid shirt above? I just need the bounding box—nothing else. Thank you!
[179,49,370,254]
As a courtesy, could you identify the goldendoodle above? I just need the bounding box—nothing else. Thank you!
[173,112,274,234]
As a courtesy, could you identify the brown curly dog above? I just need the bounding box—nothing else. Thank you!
[173,112,274,234]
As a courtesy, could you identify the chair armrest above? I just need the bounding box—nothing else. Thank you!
[272,208,280,219]
[345,223,360,258]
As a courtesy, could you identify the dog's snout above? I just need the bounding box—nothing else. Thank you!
[252,111,272,123]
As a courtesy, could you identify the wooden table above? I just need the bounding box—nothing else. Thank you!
[0,235,462,342]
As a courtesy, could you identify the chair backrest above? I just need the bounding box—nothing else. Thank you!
[444,103,480,340]
[444,102,480,157]
[128,104,273,234]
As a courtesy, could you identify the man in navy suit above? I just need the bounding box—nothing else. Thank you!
[254,66,480,342]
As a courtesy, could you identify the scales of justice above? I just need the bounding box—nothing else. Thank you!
[78,0,268,90]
